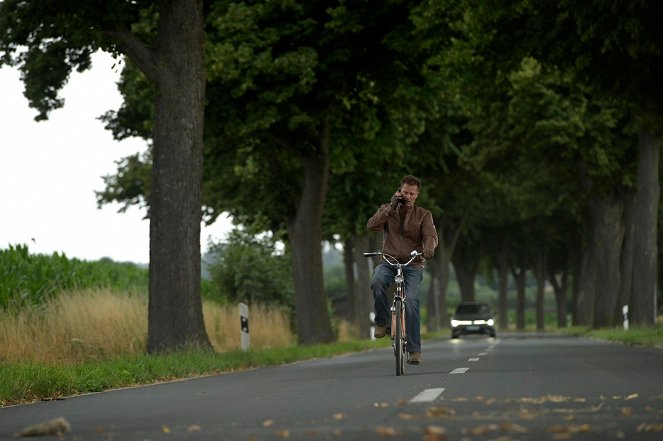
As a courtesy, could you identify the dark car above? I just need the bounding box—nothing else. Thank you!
[451,302,496,339]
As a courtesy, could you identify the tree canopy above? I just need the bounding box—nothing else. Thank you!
[4,0,661,344]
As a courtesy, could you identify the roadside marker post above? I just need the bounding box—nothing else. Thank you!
[240,303,250,351]
[370,312,376,341]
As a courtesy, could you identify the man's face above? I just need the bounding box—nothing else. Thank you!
[400,182,419,206]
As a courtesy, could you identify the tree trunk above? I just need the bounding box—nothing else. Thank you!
[571,243,583,325]
[616,189,636,324]
[437,218,467,328]
[147,0,211,353]
[353,234,372,339]
[534,248,548,331]
[287,117,335,345]
[548,254,568,328]
[436,256,451,329]
[497,238,509,330]
[511,251,527,330]
[630,129,660,327]
[451,243,481,302]
[426,256,440,333]
[342,237,357,325]
[574,199,599,327]
[592,194,625,328]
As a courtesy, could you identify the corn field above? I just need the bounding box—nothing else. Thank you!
[0,245,295,364]
[0,244,148,308]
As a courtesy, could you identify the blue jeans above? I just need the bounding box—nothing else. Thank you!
[371,262,424,352]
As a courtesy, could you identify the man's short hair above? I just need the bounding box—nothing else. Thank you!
[401,175,422,190]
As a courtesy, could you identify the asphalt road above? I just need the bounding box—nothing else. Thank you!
[1,333,663,440]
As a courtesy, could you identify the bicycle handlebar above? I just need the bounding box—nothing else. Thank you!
[363,250,423,267]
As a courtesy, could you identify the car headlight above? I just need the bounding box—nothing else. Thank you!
[487,319,494,326]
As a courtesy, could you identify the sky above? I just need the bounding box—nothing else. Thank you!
[1,51,232,263]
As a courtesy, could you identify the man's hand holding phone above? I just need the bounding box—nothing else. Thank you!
[390,188,405,208]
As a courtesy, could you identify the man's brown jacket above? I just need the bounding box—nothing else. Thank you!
[367,203,438,268]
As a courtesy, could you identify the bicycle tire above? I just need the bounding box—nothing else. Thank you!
[394,298,405,376]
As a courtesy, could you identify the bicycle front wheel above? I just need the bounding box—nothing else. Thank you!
[394,298,405,376]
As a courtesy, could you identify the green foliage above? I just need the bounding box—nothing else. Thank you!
[0,244,148,309]
[97,150,152,214]
[206,230,294,308]
[0,0,141,120]
[323,264,346,303]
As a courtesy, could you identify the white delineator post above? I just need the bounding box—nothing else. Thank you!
[370,312,376,341]
[240,303,250,351]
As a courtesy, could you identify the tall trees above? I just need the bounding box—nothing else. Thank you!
[446,1,656,329]
[0,0,211,352]
[13,0,656,339]
[499,0,663,327]
[204,0,425,344]
[102,1,447,344]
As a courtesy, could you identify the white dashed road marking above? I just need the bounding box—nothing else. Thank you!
[468,357,480,362]
[450,367,469,374]
[410,388,446,403]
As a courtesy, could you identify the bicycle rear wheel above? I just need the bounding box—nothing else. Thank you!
[394,298,405,376]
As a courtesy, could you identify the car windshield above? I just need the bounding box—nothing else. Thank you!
[456,304,489,314]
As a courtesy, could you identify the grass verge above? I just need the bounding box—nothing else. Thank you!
[0,340,389,407]
[558,326,663,347]
[4,324,661,408]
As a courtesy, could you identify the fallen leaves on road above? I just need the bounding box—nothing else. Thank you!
[275,429,290,438]
[399,412,418,420]
[16,417,70,438]
[426,406,456,418]
[463,422,528,436]
[423,425,447,441]
[376,426,398,437]
[637,422,663,432]
[548,422,592,439]
[518,395,586,404]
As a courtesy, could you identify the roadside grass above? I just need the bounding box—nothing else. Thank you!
[0,340,389,406]
[0,288,390,406]
[2,287,661,406]
[0,289,295,364]
[558,324,663,347]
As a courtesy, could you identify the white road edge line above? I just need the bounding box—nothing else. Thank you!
[450,367,469,374]
[410,388,446,403]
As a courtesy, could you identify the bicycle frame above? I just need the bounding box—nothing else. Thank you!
[364,250,422,375]
[391,266,406,338]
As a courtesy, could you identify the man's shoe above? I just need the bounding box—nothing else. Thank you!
[374,325,388,338]
[408,352,421,365]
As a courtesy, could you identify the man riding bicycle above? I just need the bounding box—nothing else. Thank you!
[367,175,438,365]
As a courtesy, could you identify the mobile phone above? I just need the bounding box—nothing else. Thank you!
[396,188,405,205]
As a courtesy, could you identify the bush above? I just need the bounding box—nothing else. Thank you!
[206,230,294,309]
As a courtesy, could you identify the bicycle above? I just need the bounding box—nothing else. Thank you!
[363,250,422,376]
